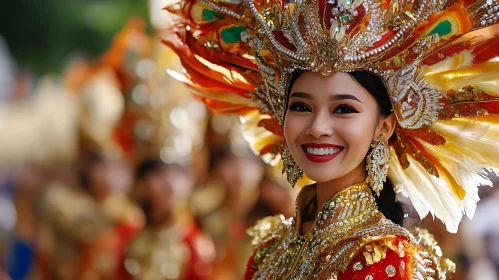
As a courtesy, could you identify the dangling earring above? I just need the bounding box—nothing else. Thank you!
[281,141,303,187]
[366,134,391,196]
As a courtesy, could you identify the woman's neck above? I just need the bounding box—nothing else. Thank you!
[298,164,368,235]
[315,163,367,212]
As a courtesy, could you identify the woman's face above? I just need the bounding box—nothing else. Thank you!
[283,71,384,183]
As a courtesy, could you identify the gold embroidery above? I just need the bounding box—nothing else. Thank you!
[413,228,456,279]
[247,214,291,247]
[248,182,418,279]
[361,237,400,265]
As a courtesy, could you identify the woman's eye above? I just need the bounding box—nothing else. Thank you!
[288,102,311,112]
[333,104,358,114]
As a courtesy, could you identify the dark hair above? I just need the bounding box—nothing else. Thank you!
[209,146,236,172]
[136,158,167,180]
[79,152,105,188]
[135,158,184,225]
[373,179,404,225]
[288,70,404,226]
[349,71,393,117]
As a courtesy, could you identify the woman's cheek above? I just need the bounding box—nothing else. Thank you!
[283,117,298,144]
[334,117,367,138]
[286,115,305,137]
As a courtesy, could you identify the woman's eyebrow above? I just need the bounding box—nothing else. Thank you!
[289,92,311,99]
[330,94,362,103]
[290,92,362,103]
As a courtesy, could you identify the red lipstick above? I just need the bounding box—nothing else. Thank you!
[301,143,343,163]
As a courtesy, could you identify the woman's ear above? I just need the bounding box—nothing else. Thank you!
[377,113,397,141]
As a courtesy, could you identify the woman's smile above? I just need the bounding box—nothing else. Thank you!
[301,143,344,163]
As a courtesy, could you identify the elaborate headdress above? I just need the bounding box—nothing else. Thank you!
[163,0,499,232]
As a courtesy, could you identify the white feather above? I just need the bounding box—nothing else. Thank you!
[420,142,492,219]
[389,149,462,233]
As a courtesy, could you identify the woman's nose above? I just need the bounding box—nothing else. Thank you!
[306,111,333,138]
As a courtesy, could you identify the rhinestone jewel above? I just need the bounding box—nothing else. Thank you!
[365,275,373,280]
[353,262,363,271]
[386,265,396,277]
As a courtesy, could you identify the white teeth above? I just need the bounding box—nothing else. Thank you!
[306,147,341,155]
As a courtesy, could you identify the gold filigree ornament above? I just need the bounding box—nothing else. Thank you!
[280,140,303,187]
[367,134,391,196]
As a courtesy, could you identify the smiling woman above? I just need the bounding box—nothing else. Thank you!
[284,70,401,226]
[163,0,499,279]
[247,70,419,279]
[284,71,394,189]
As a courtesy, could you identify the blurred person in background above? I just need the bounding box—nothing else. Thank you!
[125,158,214,280]
[3,166,44,280]
[34,153,144,280]
[462,173,499,280]
[190,147,265,279]
[246,167,296,228]
[5,161,81,280]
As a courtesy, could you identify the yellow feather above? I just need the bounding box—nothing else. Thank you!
[166,69,258,107]
[241,111,281,164]
[425,62,499,94]
[430,117,499,167]
[423,51,473,76]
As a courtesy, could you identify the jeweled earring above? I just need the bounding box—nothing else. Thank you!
[281,141,303,187]
[366,134,391,196]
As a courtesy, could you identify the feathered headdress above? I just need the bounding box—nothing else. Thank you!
[163,0,499,232]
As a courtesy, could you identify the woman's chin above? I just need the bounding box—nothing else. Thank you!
[302,171,340,184]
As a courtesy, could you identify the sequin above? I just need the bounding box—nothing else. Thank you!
[365,275,373,280]
[386,265,397,277]
[353,262,363,271]
[400,261,406,277]
[398,242,405,257]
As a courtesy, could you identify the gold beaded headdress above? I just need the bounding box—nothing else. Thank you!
[163,0,499,232]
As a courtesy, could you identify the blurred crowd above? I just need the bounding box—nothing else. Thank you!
[0,14,298,280]
[1,4,499,280]
[0,136,299,280]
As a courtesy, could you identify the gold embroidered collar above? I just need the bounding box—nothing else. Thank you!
[249,181,414,279]
[294,181,378,238]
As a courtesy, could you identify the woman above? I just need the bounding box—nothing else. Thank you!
[126,158,213,280]
[243,70,428,279]
[164,0,499,279]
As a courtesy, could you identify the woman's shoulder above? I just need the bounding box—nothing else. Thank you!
[244,214,292,279]
[246,214,292,248]
[338,235,429,279]
[335,225,454,280]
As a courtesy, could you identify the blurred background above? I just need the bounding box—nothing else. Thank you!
[0,1,498,280]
